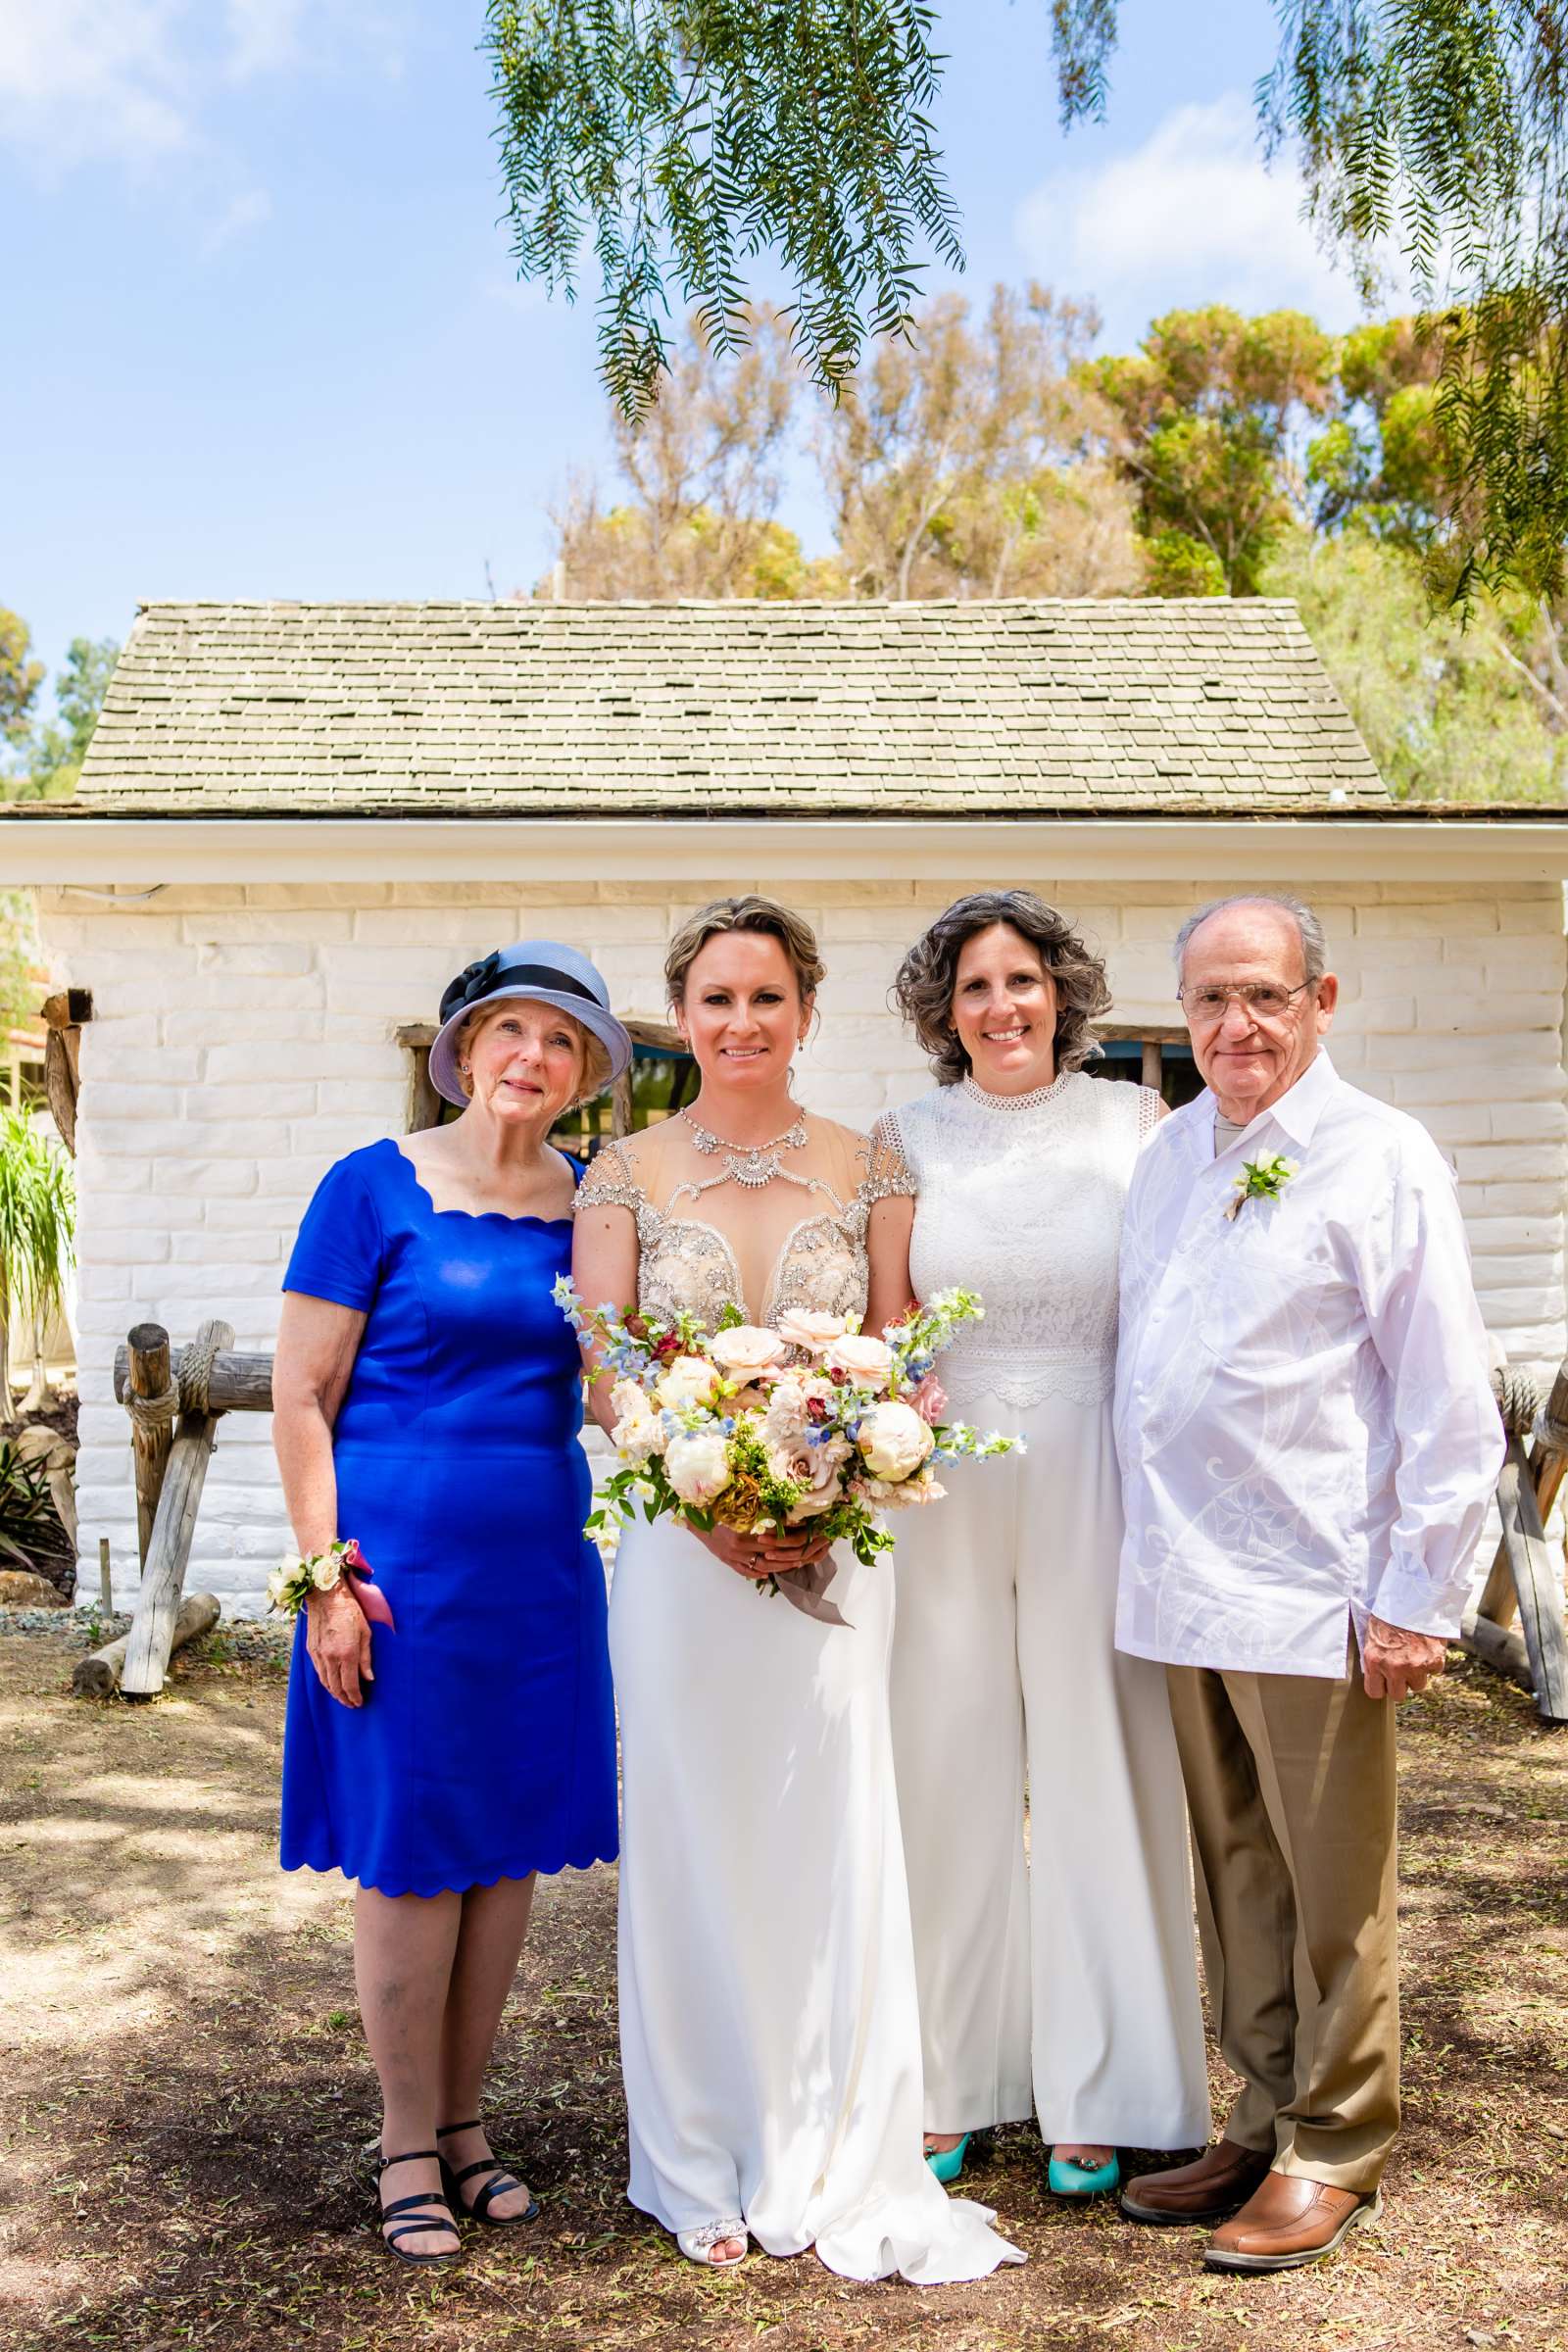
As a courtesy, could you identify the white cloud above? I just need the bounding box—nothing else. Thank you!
[199,184,273,256]
[222,0,306,81]
[0,3,194,168]
[1015,92,1382,345]
[0,0,408,170]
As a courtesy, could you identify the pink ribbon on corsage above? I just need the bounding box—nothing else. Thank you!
[341,1540,396,1632]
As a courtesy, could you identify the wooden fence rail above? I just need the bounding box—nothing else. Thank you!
[80,1323,1568,1723]
[77,1320,269,1699]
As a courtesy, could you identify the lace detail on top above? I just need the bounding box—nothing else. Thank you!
[958,1069,1076,1115]
[876,1074,1156,1409]
[576,1114,913,1330]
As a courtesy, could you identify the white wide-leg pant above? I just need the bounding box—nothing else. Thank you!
[611,1516,1023,2282]
[890,1381,1210,2148]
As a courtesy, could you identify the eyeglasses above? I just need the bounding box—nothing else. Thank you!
[1178,981,1315,1023]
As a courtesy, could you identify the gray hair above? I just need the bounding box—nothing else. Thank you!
[1173,893,1328,985]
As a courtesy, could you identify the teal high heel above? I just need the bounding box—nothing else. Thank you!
[925,2133,970,2185]
[1049,2148,1121,2199]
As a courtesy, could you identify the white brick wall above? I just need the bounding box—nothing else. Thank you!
[36,874,1568,1614]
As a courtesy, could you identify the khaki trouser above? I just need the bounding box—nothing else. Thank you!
[1165,1650,1400,2193]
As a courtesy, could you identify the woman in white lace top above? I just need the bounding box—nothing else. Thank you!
[571,897,1022,2285]
[872,891,1208,2202]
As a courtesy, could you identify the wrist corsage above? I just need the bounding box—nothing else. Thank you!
[268,1539,396,1629]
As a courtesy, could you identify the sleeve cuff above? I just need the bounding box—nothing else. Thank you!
[1369,1554,1466,1642]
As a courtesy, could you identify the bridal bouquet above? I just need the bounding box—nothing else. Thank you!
[553,1278,1018,1583]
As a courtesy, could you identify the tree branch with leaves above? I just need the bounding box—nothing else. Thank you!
[493,2,1568,602]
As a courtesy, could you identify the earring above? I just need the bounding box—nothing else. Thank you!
[460,1061,470,1073]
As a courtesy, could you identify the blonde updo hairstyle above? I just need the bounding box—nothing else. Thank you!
[663,896,827,1019]
[453,998,613,1107]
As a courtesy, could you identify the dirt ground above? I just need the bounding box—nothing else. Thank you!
[2,1627,1565,2352]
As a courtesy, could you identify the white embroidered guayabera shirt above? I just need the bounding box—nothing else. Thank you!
[1113,1050,1504,1679]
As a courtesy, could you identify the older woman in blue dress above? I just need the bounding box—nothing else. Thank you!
[272,942,631,2265]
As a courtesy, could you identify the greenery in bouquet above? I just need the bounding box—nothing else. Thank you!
[554,1277,1018,1581]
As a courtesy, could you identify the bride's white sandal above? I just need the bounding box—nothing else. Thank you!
[676,2217,749,2268]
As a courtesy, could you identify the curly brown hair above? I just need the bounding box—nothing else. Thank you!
[664,895,826,1009]
[893,890,1111,1086]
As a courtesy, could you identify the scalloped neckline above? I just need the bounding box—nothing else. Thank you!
[386,1138,577,1228]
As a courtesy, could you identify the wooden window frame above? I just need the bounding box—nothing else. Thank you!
[1095,1022,1189,1092]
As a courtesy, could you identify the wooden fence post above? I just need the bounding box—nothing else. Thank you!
[125,1323,175,1571]
[74,1592,220,1700]
[1463,1356,1568,1726]
[118,1320,234,1702]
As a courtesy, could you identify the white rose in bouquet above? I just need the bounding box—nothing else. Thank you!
[775,1307,850,1354]
[709,1324,789,1381]
[826,1332,895,1385]
[761,1367,816,1448]
[610,1379,663,1465]
[311,1551,345,1591]
[665,1427,734,1506]
[266,1565,291,1609]
[860,1467,946,1508]
[857,1398,935,1483]
[655,1353,721,1410]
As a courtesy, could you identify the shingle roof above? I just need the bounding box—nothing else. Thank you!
[77,599,1389,814]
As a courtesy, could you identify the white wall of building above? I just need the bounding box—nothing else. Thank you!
[35,873,1568,1614]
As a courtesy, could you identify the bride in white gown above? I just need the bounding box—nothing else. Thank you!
[571,896,1023,2283]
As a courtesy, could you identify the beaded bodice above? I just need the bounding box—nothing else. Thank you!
[875,1072,1161,1408]
[575,1111,913,1330]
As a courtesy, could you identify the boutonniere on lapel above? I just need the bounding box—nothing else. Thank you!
[1225,1152,1298,1223]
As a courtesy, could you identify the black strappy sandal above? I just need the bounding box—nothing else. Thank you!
[376,2148,463,2264]
[435,2119,541,2225]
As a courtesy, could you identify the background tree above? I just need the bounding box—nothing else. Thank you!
[1090,307,1336,595]
[543,306,842,598]
[26,638,120,799]
[0,900,42,1038]
[1,610,45,767]
[1302,320,1568,786]
[820,284,1140,599]
[1,618,118,802]
[491,3,1568,601]
[1262,526,1562,802]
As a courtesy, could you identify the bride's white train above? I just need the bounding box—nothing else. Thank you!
[580,1109,1022,2282]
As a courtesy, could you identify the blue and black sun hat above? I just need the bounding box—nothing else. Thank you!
[427,939,633,1107]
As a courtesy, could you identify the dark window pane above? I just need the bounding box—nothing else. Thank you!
[1086,1038,1203,1111]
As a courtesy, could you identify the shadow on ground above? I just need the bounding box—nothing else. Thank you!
[2,1636,1565,2352]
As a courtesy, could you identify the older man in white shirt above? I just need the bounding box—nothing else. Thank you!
[1114,892,1501,2274]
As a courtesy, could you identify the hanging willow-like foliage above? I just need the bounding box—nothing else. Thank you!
[489,1,1568,600]
[486,1,963,420]
[1258,2,1568,603]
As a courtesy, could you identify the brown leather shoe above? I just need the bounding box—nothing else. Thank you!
[1119,2139,1274,2227]
[1203,2172,1382,2273]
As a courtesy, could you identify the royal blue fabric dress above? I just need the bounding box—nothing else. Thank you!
[278,1138,617,1897]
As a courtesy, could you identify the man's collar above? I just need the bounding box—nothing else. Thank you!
[1204,1048,1339,1152]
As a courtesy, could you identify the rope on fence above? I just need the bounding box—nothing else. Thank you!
[1492,1363,1543,1442]
[178,1326,222,1419]
[123,1381,179,1431]
[121,1330,223,1433]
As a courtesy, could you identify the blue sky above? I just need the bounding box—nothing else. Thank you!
[6,2,1373,685]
